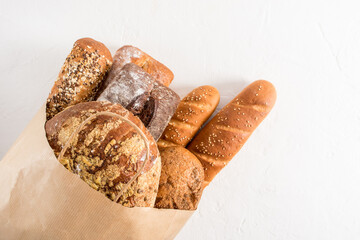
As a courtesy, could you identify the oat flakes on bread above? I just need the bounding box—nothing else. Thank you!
[45,101,161,207]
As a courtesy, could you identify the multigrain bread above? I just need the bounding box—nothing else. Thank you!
[46,38,113,120]
[187,80,276,186]
[155,146,204,210]
[107,46,174,87]
[158,85,220,149]
[97,63,155,115]
[45,101,161,207]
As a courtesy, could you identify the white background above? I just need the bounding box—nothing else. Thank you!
[1,0,360,239]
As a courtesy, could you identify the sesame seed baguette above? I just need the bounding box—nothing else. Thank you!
[187,80,276,187]
[157,85,220,149]
[46,38,113,120]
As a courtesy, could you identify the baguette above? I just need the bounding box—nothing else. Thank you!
[157,85,220,149]
[46,38,112,120]
[187,80,276,186]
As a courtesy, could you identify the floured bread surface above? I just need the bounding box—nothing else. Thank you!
[45,101,160,207]
[107,45,174,87]
[46,38,113,120]
[97,63,155,115]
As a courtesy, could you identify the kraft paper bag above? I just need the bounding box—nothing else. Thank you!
[0,105,194,240]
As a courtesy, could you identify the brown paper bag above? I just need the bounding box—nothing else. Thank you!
[0,105,194,240]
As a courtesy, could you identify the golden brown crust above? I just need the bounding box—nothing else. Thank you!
[155,146,204,210]
[187,80,276,186]
[158,85,220,149]
[109,45,174,87]
[45,101,160,207]
[46,38,113,120]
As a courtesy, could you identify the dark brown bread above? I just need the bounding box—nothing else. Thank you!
[45,101,161,207]
[155,146,204,210]
[46,38,113,120]
[108,46,174,87]
[97,63,155,115]
[139,82,180,141]
[158,85,220,149]
[187,80,276,186]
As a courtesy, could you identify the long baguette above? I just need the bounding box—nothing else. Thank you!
[187,80,276,186]
[158,85,220,148]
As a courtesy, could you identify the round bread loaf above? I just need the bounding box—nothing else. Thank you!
[46,38,113,120]
[155,146,204,210]
[45,101,161,207]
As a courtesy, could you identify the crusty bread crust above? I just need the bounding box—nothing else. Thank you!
[158,85,220,148]
[107,45,174,87]
[187,80,276,186]
[46,38,112,120]
[45,101,160,207]
[155,146,204,210]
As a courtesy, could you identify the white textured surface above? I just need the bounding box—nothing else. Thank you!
[1,0,360,239]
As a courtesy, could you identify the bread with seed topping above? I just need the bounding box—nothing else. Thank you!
[157,85,220,149]
[187,80,276,186]
[45,101,161,207]
[46,38,113,120]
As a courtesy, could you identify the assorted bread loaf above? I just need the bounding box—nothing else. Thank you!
[155,146,204,210]
[97,63,155,115]
[45,37,276,210]
[158,85,220,149]
[139,81,180,141]
[97,59,180,141]
[187,80,277,186]
[45,101,161,207]
[108,45,174,87]
[46,38,113,120]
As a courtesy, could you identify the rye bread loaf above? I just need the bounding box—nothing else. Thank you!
[158,85,220,149]
[155,146,204,210]
[187,80,276,186]
[45,101,161,207]
[46,38,112,120]
[97,63,155,115]
[139,82,180,141]
[107,45,174,87]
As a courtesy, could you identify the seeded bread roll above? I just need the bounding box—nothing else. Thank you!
[155,146,204,210]
[97,63,155,115]
[187,80,276,186]
[107,45,174,87]
[45,101,161,207]
[158,85,220,149]
[46,38,113,120]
